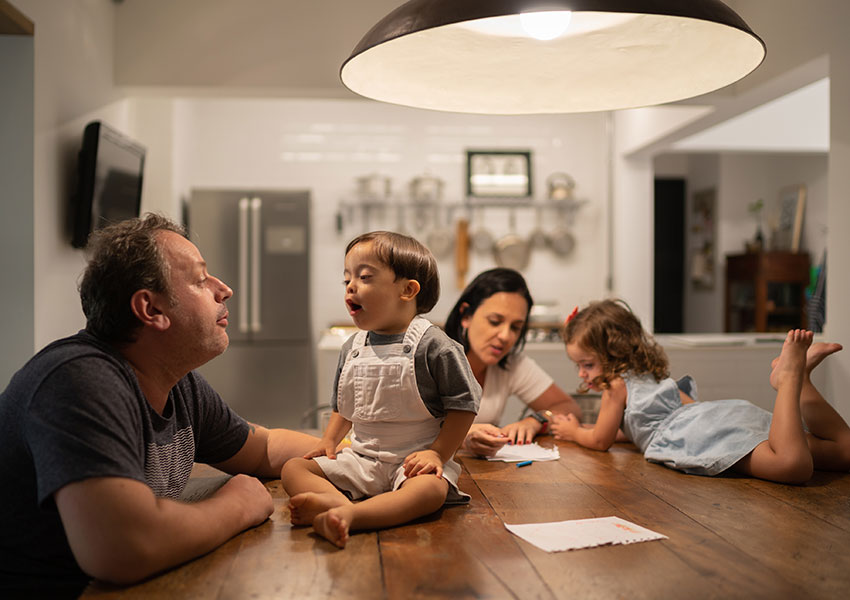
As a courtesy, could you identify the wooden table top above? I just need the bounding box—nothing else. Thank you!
[82,438,850,599]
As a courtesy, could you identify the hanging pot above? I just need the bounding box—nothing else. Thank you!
[356,173,391,202]
[493,209,530,271]
[409,173,444,204]
[549,225,576,257]
[547,172,576,201]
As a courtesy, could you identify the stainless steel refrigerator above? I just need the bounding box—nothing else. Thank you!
[187,189,313,428]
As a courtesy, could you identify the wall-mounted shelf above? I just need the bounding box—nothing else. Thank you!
[334,197,588,234]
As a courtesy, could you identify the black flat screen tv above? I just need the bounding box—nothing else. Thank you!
[71,120,146,248]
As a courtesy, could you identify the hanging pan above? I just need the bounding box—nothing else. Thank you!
[426,205,455,259]
[493,208,530,271]
[469,206,495,255]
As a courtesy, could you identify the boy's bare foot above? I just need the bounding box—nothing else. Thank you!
[805,342,843,374]
[313,505,354,548]
[289,491,348,525]
[769,329,813,390]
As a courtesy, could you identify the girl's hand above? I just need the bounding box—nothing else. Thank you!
[550,413,581,441]
[463,424,510,457]
[501,417,542,446]
[302,438,339,460]
[403,449,443,478]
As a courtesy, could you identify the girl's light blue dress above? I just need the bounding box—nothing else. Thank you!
[621,374,773,476]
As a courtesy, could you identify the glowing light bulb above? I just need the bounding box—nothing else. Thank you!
[520,11,572,40]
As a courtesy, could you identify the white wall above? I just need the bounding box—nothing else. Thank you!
[170,97,610,333]
[616,0,850,420]
[0,32,34,387]
[825,29,850,421]
[718,153,828,260]
[662,152,828,333]
[8,2,183,354]
[684,154,722,333]
[612,112,654,327]
[9,0,130,352]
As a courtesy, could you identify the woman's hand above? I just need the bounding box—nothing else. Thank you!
[463,423,510,457]
[403,449,443,478]
[549,413,581,441]
[501,417,542,446]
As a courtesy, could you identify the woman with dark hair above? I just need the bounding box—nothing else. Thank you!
[445,268,582,457]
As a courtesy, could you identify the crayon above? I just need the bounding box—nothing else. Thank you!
[516,460,533,467]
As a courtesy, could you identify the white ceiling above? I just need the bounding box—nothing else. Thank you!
[114,0,403,97]
[672,78,828,153]
[112,0,824,154]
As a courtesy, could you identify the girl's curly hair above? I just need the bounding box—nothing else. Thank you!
[563,299,668,391]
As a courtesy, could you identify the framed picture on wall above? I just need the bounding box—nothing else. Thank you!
[690,188,716,290]
[466,150,532,199]
[770,185,806,252]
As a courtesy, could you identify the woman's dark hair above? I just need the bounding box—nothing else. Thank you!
[346,230,440,313]
[444,268,533,369]
[563,298,669,390]
[79,213,186,344]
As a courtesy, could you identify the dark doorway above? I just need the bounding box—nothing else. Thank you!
[654,178,685,333]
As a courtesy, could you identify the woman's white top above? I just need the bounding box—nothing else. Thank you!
[473,354,554,425]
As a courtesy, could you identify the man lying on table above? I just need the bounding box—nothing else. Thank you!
[0,214,318,598]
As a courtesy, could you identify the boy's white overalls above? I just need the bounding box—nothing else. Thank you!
[314,316,468,503]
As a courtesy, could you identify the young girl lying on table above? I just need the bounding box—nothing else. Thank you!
[550,299,850,484]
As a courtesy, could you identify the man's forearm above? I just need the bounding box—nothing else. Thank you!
[261,428,323,476]
[56,475,272,585]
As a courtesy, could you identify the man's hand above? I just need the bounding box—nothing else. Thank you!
[55,474,275,585]
[215,474,274,527]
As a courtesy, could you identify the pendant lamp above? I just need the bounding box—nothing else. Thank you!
[340,0,765,114]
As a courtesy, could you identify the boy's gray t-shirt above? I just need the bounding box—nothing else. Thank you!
[330,325,480,416]
[0,331,250,595]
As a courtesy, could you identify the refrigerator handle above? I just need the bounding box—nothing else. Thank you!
[250,197,263,333]
[238,197,250,333]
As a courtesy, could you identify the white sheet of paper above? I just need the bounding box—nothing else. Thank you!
[486,442,560,462]
[505,516,667,552]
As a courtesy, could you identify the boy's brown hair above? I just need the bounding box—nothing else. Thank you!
[345,231,440,314]
[563,299,669,390]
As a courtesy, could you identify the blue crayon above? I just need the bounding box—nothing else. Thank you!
[516,460,533,467]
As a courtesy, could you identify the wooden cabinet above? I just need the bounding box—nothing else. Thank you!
[725,252,810,332]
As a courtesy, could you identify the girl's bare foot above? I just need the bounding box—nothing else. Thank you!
[289,491,348,525]
[769,330,813,390]
[313,505,354,548]
[806,342,843,374]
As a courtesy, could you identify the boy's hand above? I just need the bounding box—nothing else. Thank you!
[403,449,443,478]
[303,438,339,460]
[550,413,580,441]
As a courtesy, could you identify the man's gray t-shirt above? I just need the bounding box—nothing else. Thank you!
[0,331,250,596]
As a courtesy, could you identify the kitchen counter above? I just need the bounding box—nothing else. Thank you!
[317,331,811,426]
